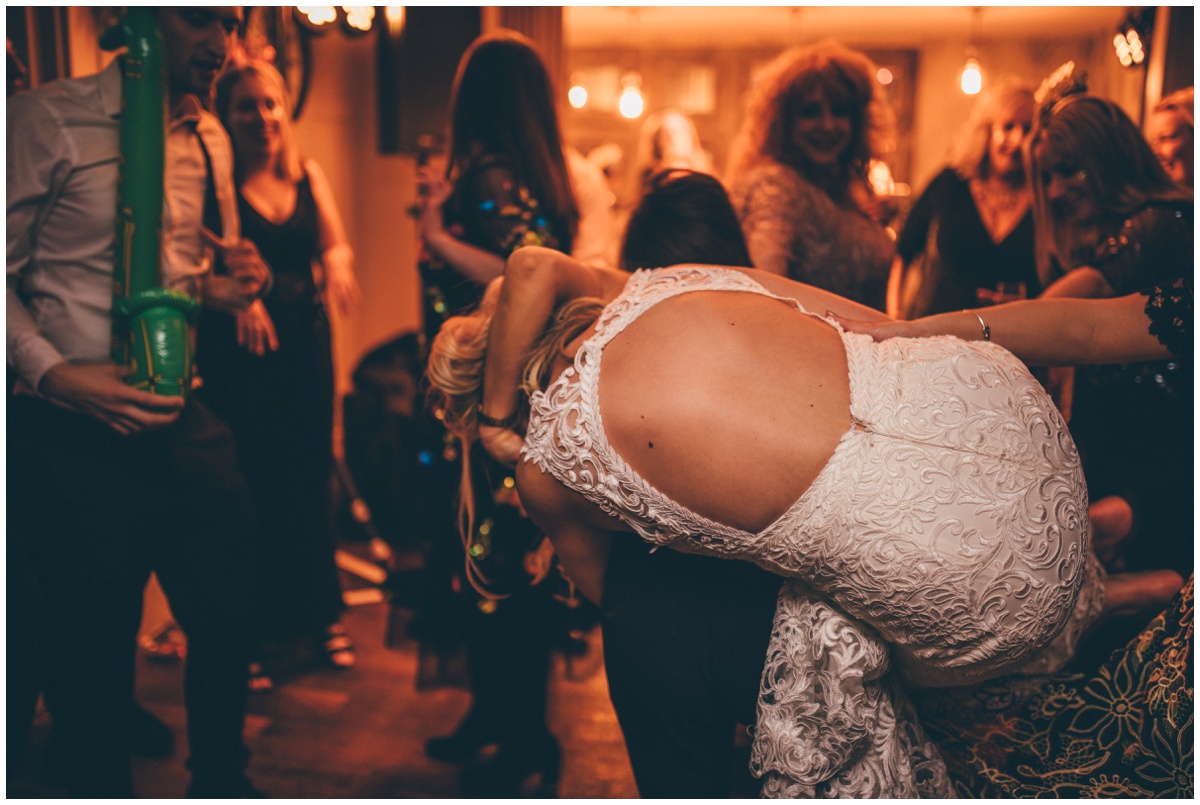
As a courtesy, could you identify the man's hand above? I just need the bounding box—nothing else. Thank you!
[38,362,185,435]
[236,299,279,356]
[201,227,272,302]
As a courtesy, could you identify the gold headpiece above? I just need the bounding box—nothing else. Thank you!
[1035,61,1089,123]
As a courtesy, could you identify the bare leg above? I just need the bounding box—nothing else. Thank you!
[1090,495,1133,567]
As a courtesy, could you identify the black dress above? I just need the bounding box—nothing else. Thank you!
[418,155,575,766]
[1067,202,1194,577]
[896,168,1040,316]
[196,172,342,641]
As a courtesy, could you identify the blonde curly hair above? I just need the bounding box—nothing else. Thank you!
[725,40,894,203]
[948,78,1034,181]
[425,282,603,596]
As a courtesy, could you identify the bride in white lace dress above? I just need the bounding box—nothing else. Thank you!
[427,246,1105,797]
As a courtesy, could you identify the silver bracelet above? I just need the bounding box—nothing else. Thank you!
[966,310,991,342]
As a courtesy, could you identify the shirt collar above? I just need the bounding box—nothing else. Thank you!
[99,58,123,119]
[170,94,205,126]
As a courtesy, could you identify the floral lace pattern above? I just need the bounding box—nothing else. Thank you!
[522,266,1102,796]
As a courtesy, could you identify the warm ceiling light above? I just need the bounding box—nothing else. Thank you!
[619,86,644,119]
[296,6,337,28]
[876,67,893,86]
[960,58,982,95]
[384,6,404,36]
[342,6,375,33]
[568,85,588,109]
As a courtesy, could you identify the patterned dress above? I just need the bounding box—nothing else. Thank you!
[730,161,893,310]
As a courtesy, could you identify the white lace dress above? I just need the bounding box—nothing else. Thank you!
[522,267,1104,797]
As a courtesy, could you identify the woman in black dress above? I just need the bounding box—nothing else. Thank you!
[199,60,362,687]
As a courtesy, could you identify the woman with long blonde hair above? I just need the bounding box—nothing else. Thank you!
[197,59,361,688]
[890,78,1039,319]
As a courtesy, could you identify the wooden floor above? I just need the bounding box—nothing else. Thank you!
[11,563,640,799]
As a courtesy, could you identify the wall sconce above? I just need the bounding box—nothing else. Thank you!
[1113,9,1152,68]
[294,6,377,36]
[619,72,645,119]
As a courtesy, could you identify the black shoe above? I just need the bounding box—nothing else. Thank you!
[185,773,266,798]
[127,703,175,758]
[425,730,495,764]
[459,735,561,797]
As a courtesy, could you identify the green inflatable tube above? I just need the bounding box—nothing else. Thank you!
[103,8,200,398]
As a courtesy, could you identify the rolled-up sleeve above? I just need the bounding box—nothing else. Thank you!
[7,94,71,389]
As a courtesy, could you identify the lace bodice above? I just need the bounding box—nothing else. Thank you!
[523,266,1101,796]
[523,266,1098,684]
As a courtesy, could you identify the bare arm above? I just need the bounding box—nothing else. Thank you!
[418,166,506,284]
[480,247,629,425]
[833,292,1169,366]
[516,456,623,605]
[1039,266,1115,299]
[727,266,891,324]
[885,254,906,319]
[307,158,361,316]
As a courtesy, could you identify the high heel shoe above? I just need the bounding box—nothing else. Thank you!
[425,714,498,764]
[458,734,561,797]
[321,622,357,670]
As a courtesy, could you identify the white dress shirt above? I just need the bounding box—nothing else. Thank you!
[7,59,239,392]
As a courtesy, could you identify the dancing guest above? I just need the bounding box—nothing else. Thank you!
[1146,86,1194,188]
[890,78,1039,319]
[1028,70,1192,582]
[7,7,266,796]
[415,30,577,795]
[603,170,782,797]
[198,59,361,687]
[426,242,1142,795]
[726,40,894,309]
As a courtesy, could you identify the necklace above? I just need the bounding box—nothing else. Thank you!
[971,177,1024,213]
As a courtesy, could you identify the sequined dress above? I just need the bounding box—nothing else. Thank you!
[521,266,1105,797]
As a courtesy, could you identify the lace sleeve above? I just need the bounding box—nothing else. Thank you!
[736,165,801,275]
[1145,276,1192,358]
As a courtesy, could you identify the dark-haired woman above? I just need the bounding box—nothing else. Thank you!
[414,29,579,795]
[1030,83,1192,598]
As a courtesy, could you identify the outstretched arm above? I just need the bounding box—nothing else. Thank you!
[727,266,891,324]
[833,292,1171,366]
[480,246,628,428]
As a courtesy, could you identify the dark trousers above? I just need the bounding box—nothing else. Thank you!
[600,539,780,798]
[7,396,256,795]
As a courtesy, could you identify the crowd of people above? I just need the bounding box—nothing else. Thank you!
[7,9,1192,800]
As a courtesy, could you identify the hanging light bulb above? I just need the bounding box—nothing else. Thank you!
[568,72,588,110]
[960,57,983,95]
[960,8,984,96]
[619,73,644,119]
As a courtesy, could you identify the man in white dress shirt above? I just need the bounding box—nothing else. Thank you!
[8,8,271,797]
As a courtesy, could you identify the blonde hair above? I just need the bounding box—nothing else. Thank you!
[725,40,893,206]
[1155,86,1195,129]
[215,59,304,184]
[425,282,603,597]
[948,78,1034,180]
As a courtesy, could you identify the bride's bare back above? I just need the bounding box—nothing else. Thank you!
[596,290,852,534]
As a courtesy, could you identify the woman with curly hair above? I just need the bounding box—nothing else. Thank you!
[726,40,894,309]
[890,79,1039,319]
[1146,86,1194,188]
